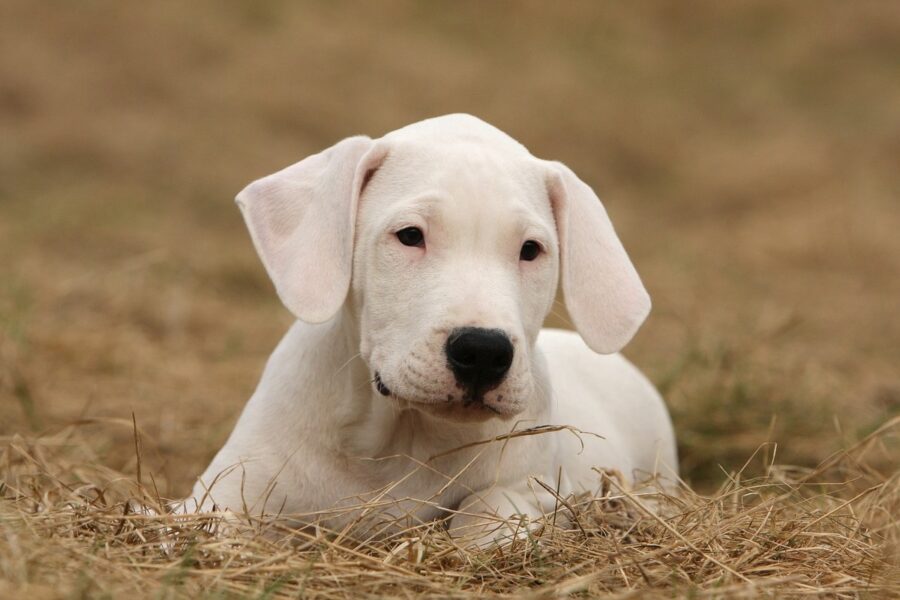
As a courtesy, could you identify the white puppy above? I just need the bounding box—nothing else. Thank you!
[187,114,677,543]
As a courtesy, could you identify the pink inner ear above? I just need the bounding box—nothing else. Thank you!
[547,162,651,354]
[235,136,387,324]
[361,167,379,191]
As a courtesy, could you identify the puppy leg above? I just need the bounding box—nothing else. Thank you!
[449,487,544,547]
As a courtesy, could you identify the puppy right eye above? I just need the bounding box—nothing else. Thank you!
[396,227,425,247]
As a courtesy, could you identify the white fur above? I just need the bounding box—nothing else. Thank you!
[187,114,677,544]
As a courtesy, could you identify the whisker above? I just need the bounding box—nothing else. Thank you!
[333,352,363,376]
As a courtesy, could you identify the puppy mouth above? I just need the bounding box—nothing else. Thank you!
[373,371,515,417]
[374,372,391,396]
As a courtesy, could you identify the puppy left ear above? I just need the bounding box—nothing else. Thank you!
[236,136,387,323]
[545,161,651,354]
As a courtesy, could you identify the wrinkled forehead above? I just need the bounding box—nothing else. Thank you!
[363,140,553,224]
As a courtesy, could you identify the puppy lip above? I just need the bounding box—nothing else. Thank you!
[421,396,522,417]
[373,372,391,396]
[416,399,523,422]
[373,373,522,417]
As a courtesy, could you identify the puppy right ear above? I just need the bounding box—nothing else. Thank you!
[236,136,387,323]
[545,161,651,354]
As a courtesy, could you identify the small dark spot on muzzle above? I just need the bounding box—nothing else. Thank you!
[374,372,391,396]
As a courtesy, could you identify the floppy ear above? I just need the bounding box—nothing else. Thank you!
[546,161,651,354]
[236,136,387,323]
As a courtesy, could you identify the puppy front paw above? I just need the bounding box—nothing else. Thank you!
[448,488,544,548]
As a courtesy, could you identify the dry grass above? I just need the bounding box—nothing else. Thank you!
[2,1,900,597]
[2,421,898,598]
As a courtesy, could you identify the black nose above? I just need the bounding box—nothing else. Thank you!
[445,328,514,391]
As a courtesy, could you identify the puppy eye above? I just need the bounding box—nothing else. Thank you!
[520,240,541,261]
[396,226,425,247]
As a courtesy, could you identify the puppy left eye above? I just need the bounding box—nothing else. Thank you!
[396,226,425,248]
[520,240,541,261]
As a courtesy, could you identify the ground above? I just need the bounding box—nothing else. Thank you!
[1,2,899,597]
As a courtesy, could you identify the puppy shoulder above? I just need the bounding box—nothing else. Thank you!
[536,328,657,399]
[537,328,627,369]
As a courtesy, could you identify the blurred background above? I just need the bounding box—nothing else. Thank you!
[1,1,898,492]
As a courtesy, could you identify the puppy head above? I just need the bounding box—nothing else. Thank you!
[236,114,650,422]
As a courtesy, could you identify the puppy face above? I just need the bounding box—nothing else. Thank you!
[352,141,559,421]
[236,115,650,423]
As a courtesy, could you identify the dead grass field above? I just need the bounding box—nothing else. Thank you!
[1,1,899,597]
